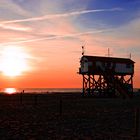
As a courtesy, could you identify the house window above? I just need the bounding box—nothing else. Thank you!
[84,60,88,62]
[126,64,131,68]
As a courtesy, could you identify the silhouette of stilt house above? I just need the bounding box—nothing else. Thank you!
[79,55,135,98]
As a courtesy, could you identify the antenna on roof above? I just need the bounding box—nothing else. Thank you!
[105,48,113,57]
[82,45,85,56]
[129,53,131,59]
[108,48,110,57]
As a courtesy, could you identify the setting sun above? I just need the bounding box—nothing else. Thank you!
[0,46,29,77]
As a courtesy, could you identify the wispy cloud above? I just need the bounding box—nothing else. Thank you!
[0,29,110,46]
[0,8,122,24]
[0,24,32,31]
[0,0,30,17]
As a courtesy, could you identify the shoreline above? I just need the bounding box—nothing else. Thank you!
[0,90,140,96]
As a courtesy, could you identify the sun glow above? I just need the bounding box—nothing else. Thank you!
[0,45,29,77]
[4,88,16,94]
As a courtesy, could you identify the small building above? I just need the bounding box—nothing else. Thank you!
[79,55,135,98]
[79,55,134,75]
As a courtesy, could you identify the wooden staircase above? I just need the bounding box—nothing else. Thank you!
[103,70,132,98]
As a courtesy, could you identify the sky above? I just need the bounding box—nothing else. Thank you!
[0,0,140,88]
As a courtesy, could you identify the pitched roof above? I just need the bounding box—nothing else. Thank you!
[82,55,135,63]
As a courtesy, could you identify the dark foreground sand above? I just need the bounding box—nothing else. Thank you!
[0,92,140,140]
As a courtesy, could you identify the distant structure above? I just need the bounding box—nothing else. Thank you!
[79,55,135,98]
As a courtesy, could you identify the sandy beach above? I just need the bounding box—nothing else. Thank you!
[0,92,140,140]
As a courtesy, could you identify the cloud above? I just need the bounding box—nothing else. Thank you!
[114,18,140,39]
[98,17,140,49]
[0,0,30,17]
[0,23,32,32]
[0,8,122,24]
[0,29,109,46]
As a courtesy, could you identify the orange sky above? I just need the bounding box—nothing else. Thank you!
[0,0,140,88]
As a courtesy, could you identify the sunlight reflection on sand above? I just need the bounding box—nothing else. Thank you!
[4,88,16,94]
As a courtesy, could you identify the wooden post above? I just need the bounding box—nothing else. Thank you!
[59,97,62,116]
[82,74,85,96]
[88,74,90,96]
[34,94,38,106]
[20,90,23,105]
[134,108,139,137]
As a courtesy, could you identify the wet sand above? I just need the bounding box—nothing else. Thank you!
[0,92,140,139]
